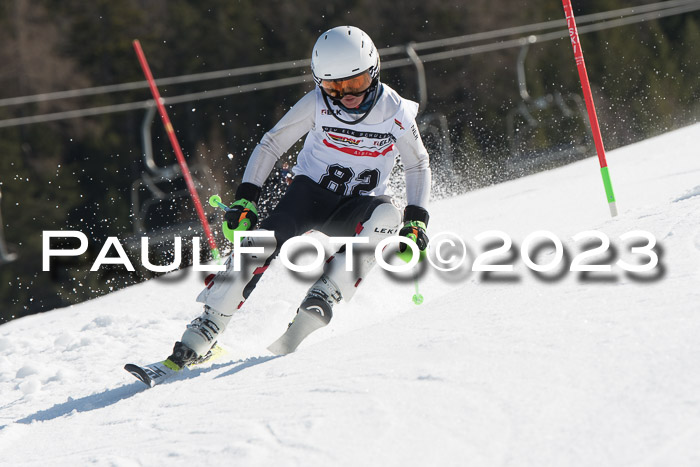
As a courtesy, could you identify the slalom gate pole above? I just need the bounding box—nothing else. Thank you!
[132,40,221,260]
[561,0,618,217]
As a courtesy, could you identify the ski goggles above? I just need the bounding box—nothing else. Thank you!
[320,71,372,98]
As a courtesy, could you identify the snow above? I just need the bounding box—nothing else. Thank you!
[1,123,700,466]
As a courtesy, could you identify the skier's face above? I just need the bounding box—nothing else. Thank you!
[339,93,366,109]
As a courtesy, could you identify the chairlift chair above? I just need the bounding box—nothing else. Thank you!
[128,105,219,252]
[404,43,456,198]
[0,187,17,265]
[504,38,593,178]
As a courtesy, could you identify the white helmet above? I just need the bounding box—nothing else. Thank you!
[311,26,380,86]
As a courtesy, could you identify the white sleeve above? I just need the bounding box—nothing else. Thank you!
[242,91,316,187]
[395,124,431,209]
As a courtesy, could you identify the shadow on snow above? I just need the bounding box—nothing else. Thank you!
[9,355,278,426]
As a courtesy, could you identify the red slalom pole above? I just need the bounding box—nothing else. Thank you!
[132,40,220,260]
[562,0,618,217]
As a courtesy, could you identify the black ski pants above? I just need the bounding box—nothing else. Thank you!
[260,175,393,248]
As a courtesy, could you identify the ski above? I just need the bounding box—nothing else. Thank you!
[124,344,226,388]
[124,360,178,388]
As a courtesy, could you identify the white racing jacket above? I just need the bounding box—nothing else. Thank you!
[242,84,431,209]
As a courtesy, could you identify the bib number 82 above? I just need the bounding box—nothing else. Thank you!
[320,164,380,196]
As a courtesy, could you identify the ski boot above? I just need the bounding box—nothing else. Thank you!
[297,276,339,327]
[164,341,198,370]
[267,275,340,355]
[164,340,222,370]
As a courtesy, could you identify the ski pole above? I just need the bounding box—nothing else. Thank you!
[208,194,228,211]
[561,0,618,218]
[411,273,424,305]
[397,233,425,305]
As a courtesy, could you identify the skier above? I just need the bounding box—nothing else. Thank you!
[166,25,432,368]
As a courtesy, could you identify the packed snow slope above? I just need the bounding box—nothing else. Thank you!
[1,123,699,466]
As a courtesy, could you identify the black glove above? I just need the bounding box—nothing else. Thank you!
[398,205,430,253]
[222,183,261,242]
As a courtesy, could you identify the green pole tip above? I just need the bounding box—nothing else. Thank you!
[209,195,221,208]
[412,293,424,305]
